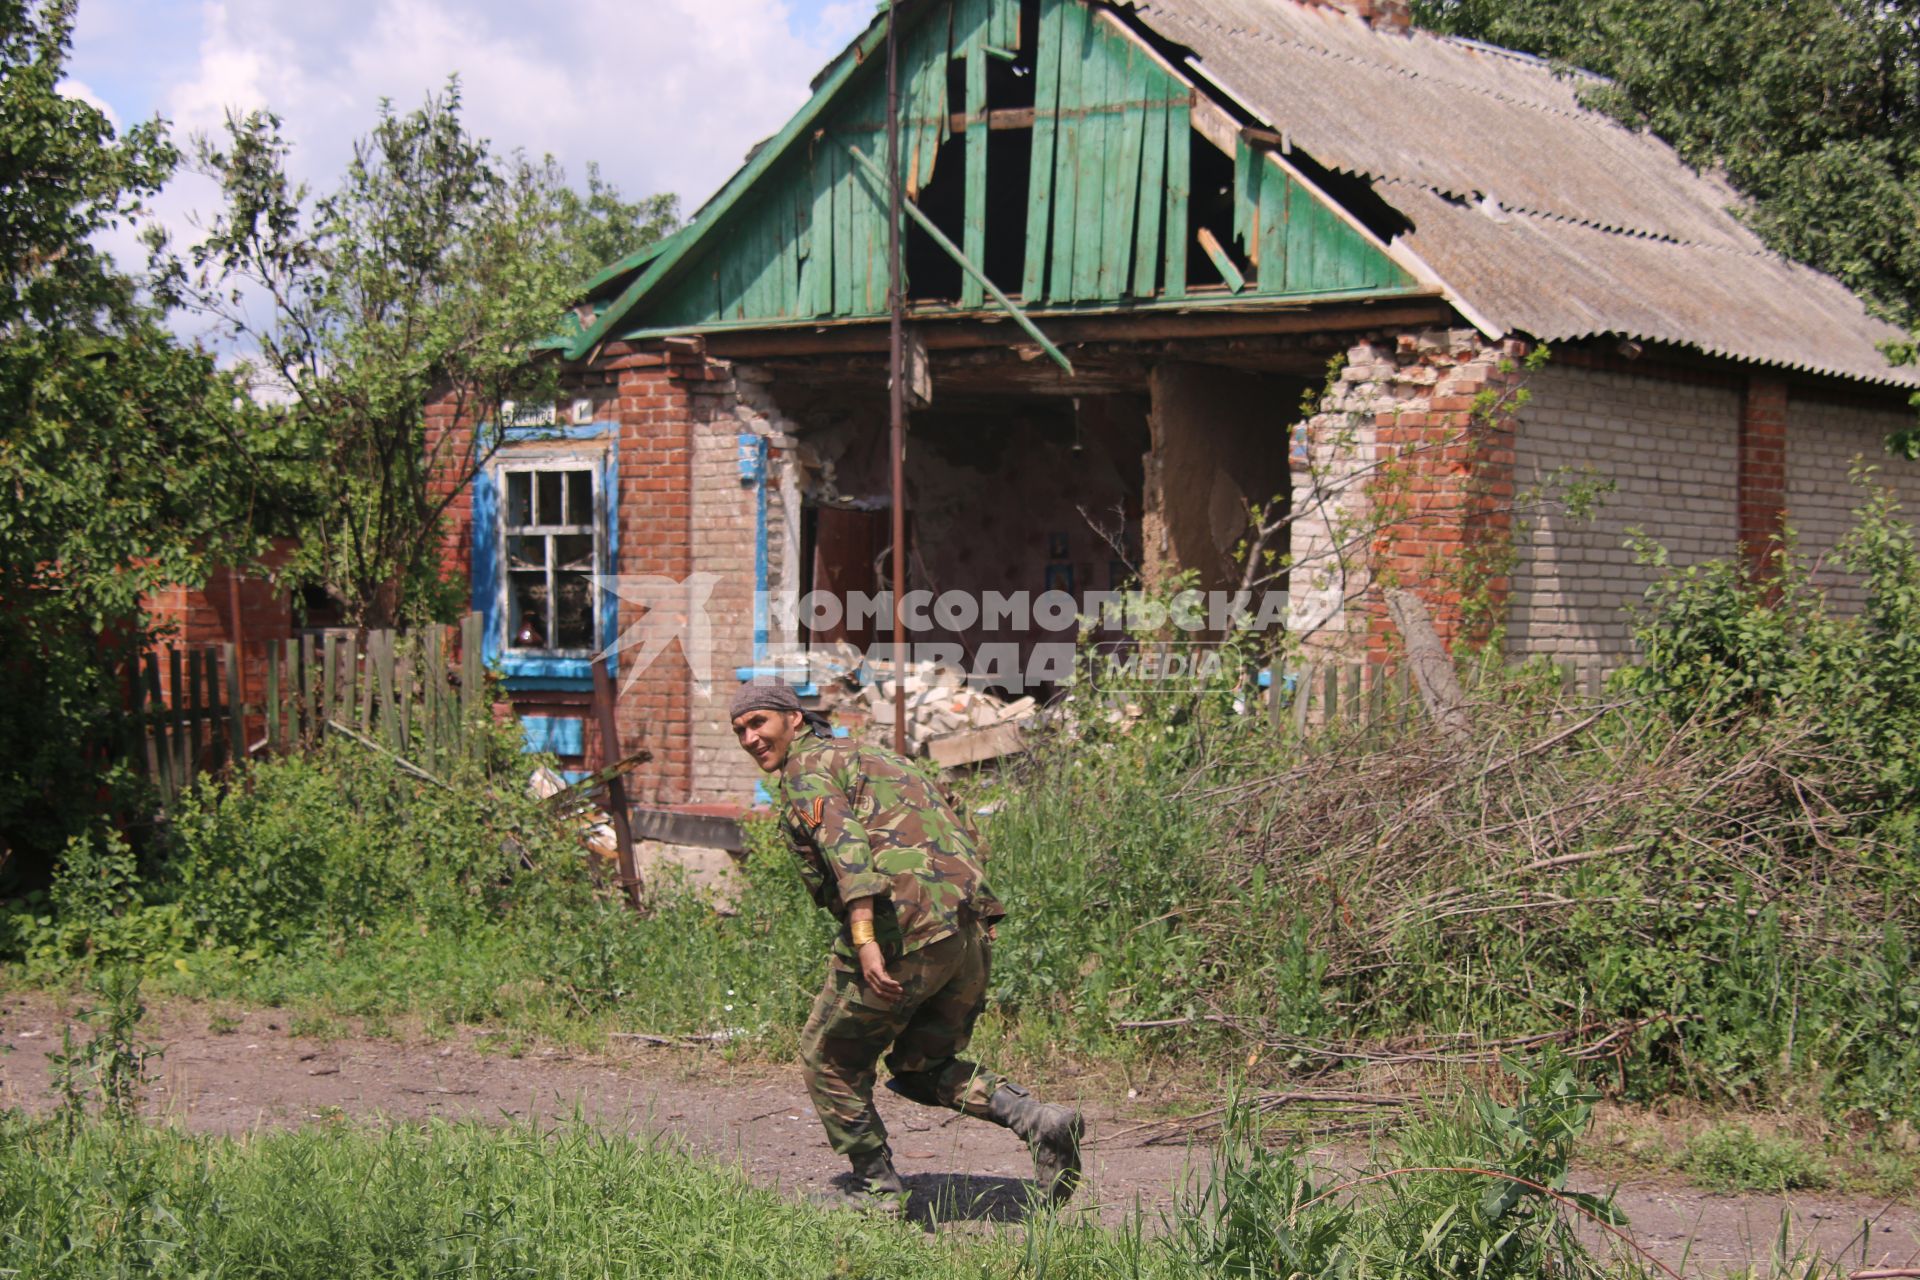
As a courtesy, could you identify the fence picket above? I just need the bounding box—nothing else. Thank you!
[165,647,186,787]
[339,633,358,733]
[224,643,243,766]
[190,648,209,772]
[140,653,169,800]
[1291,662,1315,737]
[359,634,375,731]
[298,634,317,745]
[428,629,448,770]
[282,639,298,745]
[375,631,397,749]
[397,649,413,756]
[126,631,486,800]
[266,643,281,749]
[460,613,480,754]
[321,636,338,731]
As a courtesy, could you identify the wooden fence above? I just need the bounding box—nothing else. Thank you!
[1256,658,1610,738]
[127,613,487,805]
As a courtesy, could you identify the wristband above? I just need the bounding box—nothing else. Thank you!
[850,920,877,948]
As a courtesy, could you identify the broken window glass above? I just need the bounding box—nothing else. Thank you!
[501,464,600,652]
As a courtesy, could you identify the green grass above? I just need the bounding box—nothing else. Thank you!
[0,1112,1181,1279]
[1682,1124,1832,1193]
[0,1063,1678,1280]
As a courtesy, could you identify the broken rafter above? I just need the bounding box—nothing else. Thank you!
[846,142,1075,375]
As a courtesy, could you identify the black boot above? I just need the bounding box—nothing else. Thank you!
[987,1084,1085,1204]
[831,1145,906,1215]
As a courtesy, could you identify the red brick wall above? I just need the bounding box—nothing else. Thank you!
[424,343,718,805]
[1738,375,1789,581]
[141,537,299,708]
[1352,333,1526,658]
[424,390,478,593]
[602,342,697,804]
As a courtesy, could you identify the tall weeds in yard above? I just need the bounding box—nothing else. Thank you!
[979,478,1920,1125]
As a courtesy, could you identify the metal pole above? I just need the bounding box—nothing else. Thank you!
[886,0,909,757]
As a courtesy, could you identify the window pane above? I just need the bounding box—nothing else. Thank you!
[506,535,546,570]
[555,572,594,649]
[508,571,549,649]
[567,470,593,525]
[506,471,533,528]
[537,471,563,526]
[554,533,594,572]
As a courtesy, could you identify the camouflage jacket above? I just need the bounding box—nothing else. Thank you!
[777,731,1005,963]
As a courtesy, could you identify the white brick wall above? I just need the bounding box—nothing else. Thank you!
[1786,394,1920,610]
[687,368,806,806]
[1509,365,1740,663]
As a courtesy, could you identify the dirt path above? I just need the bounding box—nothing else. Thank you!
[2,993,1914,1274]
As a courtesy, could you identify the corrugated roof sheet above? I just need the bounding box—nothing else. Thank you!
[1124,0,1919,388]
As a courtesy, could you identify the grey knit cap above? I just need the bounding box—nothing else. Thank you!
[728,681,803,721]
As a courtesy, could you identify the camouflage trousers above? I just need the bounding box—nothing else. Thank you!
[798,922,1006,1156]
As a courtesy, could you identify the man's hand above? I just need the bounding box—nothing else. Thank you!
[857,941,904,1003]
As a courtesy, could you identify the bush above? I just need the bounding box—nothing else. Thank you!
[1,739,584,977]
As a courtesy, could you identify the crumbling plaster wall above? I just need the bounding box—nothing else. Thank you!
[905,401,1142,664]
[1143,364,1302,596]
[774,386,1145,682]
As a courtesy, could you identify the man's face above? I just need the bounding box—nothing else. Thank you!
[733,707,805,773]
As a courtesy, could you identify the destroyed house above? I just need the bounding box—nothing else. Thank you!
[428,0,1920,816]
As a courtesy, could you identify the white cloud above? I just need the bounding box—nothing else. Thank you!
[156,0,869,212]
[73,0,876,347]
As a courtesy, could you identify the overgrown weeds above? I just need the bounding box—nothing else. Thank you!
[1173,1053,1644,1279]
[980,475,1920,1127]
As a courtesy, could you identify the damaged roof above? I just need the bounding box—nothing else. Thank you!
[1122,0,1919,387]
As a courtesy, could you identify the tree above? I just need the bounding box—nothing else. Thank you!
[1415,0,1920,450]
[152,82,680,628]
[0,0,275,869]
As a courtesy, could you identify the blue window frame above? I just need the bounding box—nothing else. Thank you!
[471,432,619,691]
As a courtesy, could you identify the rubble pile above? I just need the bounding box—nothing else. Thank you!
[527,765,621,860]
[796,642,1038,764]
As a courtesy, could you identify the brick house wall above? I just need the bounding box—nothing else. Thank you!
[1787,393,1920,609]
[429,340,796,809]
[1507,362,1741,664]
[680,362,806,807]
[1299,342,1917,673]
[140,537,300,707]
[424,324,1916,806]
[1289,327,1526,658]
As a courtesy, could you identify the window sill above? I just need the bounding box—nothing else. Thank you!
[501,654,598,692]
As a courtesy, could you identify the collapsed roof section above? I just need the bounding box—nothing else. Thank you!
[570,0,1917,390]
[564,0,1423,360]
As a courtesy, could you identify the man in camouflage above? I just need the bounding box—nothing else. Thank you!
[730,681,1084,1210]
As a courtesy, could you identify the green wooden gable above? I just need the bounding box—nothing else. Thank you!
[568,0,1415,357]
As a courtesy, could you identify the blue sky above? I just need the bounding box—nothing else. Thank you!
[63,0,875,264]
